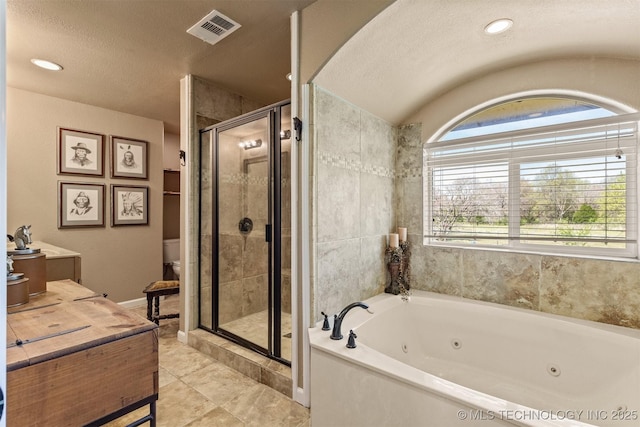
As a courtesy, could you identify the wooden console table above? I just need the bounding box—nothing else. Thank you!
[6,279,158,426]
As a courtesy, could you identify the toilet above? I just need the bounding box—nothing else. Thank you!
[162,239,181,279]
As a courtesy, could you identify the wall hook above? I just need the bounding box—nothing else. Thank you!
[179,150,186,166]
[293,117,302,142]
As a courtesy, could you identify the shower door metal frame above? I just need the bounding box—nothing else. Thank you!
[198,100,288,365]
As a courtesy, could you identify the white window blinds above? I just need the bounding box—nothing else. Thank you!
[426,113,639,257]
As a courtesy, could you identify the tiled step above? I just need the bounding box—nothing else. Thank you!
[187,329,292,398]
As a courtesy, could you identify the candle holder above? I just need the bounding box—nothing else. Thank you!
[385,259,401,295]
[399,240,411,291]
[385,241,411,295]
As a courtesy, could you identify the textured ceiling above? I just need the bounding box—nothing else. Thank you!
[9,1,640,136]
[313,0,640,125]
[7,0,316,134]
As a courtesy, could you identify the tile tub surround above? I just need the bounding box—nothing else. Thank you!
[313,84,640,331]
[395,123,423,234]
[409,243,640,329]
[392,115,640,330]
[311,85,397,319]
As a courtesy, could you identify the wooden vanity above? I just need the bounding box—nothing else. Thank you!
[6,279,158,426]
[33,241,82,283]
[7,241,82,284]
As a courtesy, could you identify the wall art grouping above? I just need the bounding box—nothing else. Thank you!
[57,128,105,177]
[111,136,148,180]
[58,182,149,228]
[56,126,150,229]
[57,127,148,179]
[111,185,149,226]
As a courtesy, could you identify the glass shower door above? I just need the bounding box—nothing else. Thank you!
[216,112,271,353]
[199,101,291,364]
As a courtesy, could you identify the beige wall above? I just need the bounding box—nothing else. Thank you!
[162,132,181,243]
[406,57,640,137]
[7,87,164,302]
[299,0,394,84]
[163,132,180,170]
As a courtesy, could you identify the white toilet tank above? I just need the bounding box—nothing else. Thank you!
[163,239,180,264]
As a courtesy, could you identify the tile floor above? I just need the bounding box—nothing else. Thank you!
[221,309,292,362]
[106,296,310,427]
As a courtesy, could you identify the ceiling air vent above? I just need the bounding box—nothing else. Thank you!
[187,10,241,46]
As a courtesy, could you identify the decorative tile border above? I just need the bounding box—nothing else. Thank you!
[318,150,423,180]
[318,151,396,179]
[318,152,361,172]
[220,173,269,186]
[220,173,245,185]
[396,167,423,180]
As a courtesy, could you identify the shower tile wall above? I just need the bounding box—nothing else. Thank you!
[216,133,269,326]
[281,137,293,314]
[191,75,267,329]
[194,76,264,125]
[215,133,293,326]
[200,125,214,329]
[311,85,397,319]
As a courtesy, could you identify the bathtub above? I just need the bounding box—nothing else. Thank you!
[309,290,640,427]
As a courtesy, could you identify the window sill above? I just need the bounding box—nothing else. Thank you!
[424,241,640,264]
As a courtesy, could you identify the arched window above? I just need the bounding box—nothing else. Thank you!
[425,95,640,258]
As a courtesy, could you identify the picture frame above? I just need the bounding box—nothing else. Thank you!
[57,127,105,177]
[58,182,105,228]
[111,136,148,179]
[111,185,149,226]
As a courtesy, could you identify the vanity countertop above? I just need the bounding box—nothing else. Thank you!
[7,240,81,259]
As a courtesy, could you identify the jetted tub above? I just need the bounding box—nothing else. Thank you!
[309,290,640,427]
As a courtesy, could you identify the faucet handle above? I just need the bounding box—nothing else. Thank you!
[330,314,342,340]
[346,330,357,349]
[320,311,331,330]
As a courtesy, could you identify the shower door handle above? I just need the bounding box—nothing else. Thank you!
[265,224,272,242]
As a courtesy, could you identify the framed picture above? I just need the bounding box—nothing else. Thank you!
[111,136,148,179]
[111,185,149,226]
[58,182,105,228]
[57,127,105,176]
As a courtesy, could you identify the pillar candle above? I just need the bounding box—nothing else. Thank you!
[398,227,407,242]
[389,233,399,248]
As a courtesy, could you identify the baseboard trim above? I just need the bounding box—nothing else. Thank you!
[118,297,147,309]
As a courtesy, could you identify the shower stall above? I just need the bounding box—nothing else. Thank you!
[198,101,292,364]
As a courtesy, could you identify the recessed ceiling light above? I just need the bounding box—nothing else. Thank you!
[30,58,63,71]
[484,19,513,35]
